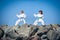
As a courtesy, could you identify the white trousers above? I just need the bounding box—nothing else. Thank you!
[15,19,26,26]
[33,19,45,25]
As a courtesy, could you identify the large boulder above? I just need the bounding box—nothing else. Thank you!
[47,30,57,40]
[0,28,4,39]
[5,25,21,39]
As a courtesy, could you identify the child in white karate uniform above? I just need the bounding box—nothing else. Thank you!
[33,10,45,25]
[15,10,26,26]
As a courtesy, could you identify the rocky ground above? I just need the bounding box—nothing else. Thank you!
[0,24,60,40]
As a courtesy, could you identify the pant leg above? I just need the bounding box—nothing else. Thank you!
[33,20,38,25]
[15,19,21,26]
[39,19,45,25]
[22,19,26,24]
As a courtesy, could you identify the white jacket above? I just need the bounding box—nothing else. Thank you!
[16,13,26,18]
[34,13,43,18]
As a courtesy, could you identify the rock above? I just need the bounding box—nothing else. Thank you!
[4,25,21,39]
[5,30,18,39]
[0,28,4,39]
[47,30,57,40]
[2,37,15,40]
[16,37,23,40]
[29,27,39,37]
[41,35,47,39]
[18,25,31,37]
[55,27,60,40]
[31,37,39,40]
[0,24,60,40]
[21,24,28,27]
[28,36,41,40]
[0,25,9,31]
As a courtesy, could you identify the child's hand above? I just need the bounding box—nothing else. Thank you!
[34,14,36,17]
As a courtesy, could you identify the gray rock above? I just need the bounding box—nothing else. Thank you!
[0,28,4,39]
[47,30,57,40]
[0,24,60,40]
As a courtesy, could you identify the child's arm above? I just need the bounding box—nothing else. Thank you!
[16,14,21,18]
[34,14,38,17]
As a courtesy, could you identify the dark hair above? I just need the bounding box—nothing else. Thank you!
[39,10,43,14]
[21,10,24,13]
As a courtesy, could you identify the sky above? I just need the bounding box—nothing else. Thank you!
[0,0,60,26]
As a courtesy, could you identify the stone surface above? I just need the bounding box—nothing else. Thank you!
[0,24,60,40]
